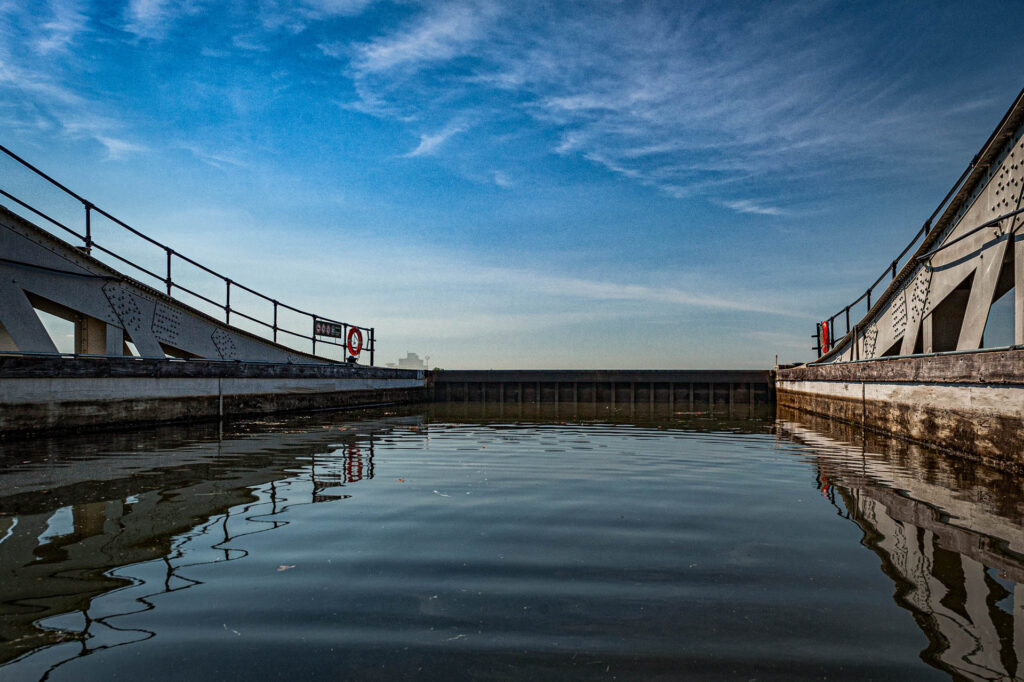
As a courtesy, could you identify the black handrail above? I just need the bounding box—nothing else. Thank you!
[0,144,375,365]
[812,158,976,356]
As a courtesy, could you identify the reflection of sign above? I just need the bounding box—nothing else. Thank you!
[314,320,343,338]
[347,327,363,356]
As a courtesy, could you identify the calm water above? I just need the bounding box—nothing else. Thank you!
[1,404,1022,680]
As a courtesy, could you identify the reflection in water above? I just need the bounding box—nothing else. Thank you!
[0,413,397,677]
[0,404,1022,680]
[778,409,1024,681]
[429,395,775,426]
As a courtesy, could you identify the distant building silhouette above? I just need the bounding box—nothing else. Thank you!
[387,352,427,370]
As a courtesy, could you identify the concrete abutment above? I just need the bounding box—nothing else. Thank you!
[776,348,1024,472]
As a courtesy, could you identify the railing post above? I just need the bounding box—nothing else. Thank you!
[272,301,278,342]
[814,323,822,356]
[312,318,317,356]
[923,219,931,235]
[84,202,92,250]
[891,260,898,279]
[866,288,872,309]
[225,279,231,324]
[845,306,850,335]
[370,328,375,366]
[165,249,172,296]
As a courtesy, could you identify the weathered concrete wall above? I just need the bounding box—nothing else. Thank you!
[0,356,428,437]
[777,349,1024,471]
[431,369,774,407]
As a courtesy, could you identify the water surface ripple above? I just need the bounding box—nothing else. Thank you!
[0,405,1021,680]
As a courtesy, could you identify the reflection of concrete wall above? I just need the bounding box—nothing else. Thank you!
[779,415,1024,680]
[0,417,418,665]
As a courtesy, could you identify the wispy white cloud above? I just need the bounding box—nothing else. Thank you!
[403,123,467,157]
[0,51,144,158]
[351,1,499,75]
[719,199,787,217]
[35,0,88,54]
[179,143,248,169]
[300,0,376,19]
[512,270,798,317]
[231,33,269,52]
[339,1,980,210]
[94,135,148,160]
[124,0,172,39]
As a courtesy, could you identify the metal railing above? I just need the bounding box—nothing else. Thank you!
[813,158,977,356]
[0,144,374,365]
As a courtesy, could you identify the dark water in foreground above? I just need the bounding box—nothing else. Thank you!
[1,404,1022,680]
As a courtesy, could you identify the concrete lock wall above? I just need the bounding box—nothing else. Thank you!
[0,356,428,437]
[777,349,1024,472]
[430,369,774,408]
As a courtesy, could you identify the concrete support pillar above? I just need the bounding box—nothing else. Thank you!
[105,324,124,356]
[74,314,108,355]
[958,241,1009,350]
[0,280,57,353]
[0,321,16,351]
[1016,232,1024,345]
[1014,584,1024,673]
[900,298,922,356]
[922,314,934,354]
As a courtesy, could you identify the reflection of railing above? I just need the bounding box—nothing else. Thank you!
[5,434,379,677]
[781,418,1024,681]
[0,144,374,364]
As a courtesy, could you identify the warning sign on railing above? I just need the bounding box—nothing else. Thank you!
[314,320,343,338]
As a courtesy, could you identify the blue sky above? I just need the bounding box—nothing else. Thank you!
[1,0,1022,368]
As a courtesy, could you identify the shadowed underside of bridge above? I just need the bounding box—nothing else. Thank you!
[779,88,1024,470]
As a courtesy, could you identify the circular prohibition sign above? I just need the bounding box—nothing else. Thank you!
[346,327,364,356]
